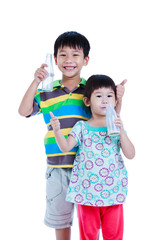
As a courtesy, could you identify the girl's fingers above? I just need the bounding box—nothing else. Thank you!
[49,112,54,118]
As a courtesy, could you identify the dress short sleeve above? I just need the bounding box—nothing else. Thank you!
[69,121,84,147]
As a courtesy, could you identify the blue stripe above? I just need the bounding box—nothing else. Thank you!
[43,105,90,124]
[45,144,78,155]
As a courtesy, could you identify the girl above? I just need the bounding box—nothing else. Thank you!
[50,75,135,240]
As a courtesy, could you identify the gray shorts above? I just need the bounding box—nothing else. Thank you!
[44,167,74,229]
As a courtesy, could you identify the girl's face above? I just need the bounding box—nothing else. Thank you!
[84,87,116,117]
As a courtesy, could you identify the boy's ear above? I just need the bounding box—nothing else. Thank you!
[84,56,90,66]
[83,97,90,107]
[54,56,58,65]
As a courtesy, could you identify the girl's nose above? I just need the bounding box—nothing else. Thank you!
[102,98,108,104]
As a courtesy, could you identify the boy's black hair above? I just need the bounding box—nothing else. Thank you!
[54,31,90,58]
[84,74,117,100]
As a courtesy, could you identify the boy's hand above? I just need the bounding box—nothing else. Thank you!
[34,64,48,84]
[116,79,127,101]
[114,114,124,132]
[49,112,60,132]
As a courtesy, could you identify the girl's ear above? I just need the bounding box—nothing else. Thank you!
[83,97,90,107]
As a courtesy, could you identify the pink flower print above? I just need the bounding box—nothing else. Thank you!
[74,194,83,203]
[95,143,104,151]
[116,194,125,203]
[71,174,78,183]
[84,138,92,147]
[95,200,104,206]
[80,152,85,162]
[99,131,107,136]
[94,183,103,192]
[95,158,104,166]
[85,160,94,170]
[82,179,91,189]
[105,176,114,186]
[99,168,109,178]
[121,177,128,187]
[109,163,115,172]
[115,169,120,178]
[72,164,78,173]
[78,132,83,142]
[104,136,111,145]
[91,134,100,143]
[84,202,93,206]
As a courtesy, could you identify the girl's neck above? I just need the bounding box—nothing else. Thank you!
[87,116,106,127]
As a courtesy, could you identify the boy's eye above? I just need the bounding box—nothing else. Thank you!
[108,95,113,98]
[73,54,79,56]
[60,54,66,57]
[96,95,102,98]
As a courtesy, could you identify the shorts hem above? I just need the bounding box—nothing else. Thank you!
[44,220,73,229]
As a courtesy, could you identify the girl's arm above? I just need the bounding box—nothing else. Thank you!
[114,114,135,159]
[50,112,77,152]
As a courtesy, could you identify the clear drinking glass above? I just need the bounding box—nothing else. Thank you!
[42,53,54,91]
[106,104,120,136]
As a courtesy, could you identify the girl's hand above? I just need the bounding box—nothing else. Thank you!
[114,114,124,132]
[34,64,48,84]
[49,112,60,132]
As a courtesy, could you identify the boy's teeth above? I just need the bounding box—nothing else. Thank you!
[65,66,75,70]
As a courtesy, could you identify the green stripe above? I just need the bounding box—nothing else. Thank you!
[44,135,68,145]
[42,99,85,114]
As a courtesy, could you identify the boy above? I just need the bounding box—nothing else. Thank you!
[18,31,126,240]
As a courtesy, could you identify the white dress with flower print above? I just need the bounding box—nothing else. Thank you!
[66,121,128,207]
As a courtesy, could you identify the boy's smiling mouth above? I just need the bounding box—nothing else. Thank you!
[63,65,76,71]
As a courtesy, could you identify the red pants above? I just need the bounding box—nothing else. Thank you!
[78,204,123,240]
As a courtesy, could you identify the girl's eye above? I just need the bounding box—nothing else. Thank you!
[60,54,66,57]
[108,95,112,98]
[73,54,79,56]
[97,95,102,98]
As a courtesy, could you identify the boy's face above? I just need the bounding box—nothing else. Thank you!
[54,46,89,79]
[84,87,117,117]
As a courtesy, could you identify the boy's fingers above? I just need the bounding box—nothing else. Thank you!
[41,63,48,68]
[120,79,127,86]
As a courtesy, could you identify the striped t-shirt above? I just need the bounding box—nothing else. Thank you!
[31,78,91,168]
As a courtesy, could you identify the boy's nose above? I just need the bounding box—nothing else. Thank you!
[65,56,73,63]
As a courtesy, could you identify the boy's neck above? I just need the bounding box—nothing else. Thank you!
[61,76,81,91]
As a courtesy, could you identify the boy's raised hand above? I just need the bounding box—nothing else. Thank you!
[116,79,127,100]
[34,64,48,84]
[49,112,60,132]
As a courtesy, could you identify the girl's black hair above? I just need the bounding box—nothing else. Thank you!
[54,31,90,58]
[84,74,117,100]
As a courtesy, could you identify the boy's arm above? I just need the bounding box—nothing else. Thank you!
[18,64,48,116]
[115,79,127,114]
[50,112,77,152]
[114,114,135,159]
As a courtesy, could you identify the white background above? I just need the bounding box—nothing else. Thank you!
[0,0,160,239]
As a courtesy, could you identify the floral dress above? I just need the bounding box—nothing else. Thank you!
[66,121,128,206]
